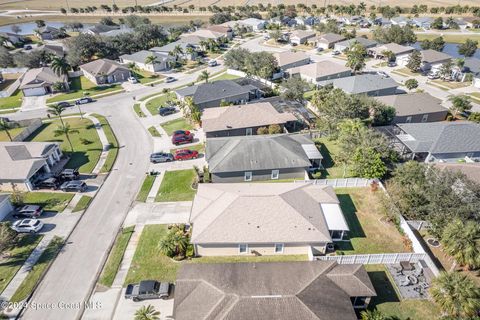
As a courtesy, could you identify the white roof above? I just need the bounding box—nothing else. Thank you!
[321,203,350,231]
[302,144,323,160]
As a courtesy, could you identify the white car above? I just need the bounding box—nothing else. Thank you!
[11,219,44,233]
[376,71,389,78]
[427,73,439,80]
[208,60,218,67]
[127,77,138,84]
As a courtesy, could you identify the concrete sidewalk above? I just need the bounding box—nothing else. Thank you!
[86,114,111,174]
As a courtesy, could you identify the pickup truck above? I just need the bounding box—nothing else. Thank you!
[125,280,171,302]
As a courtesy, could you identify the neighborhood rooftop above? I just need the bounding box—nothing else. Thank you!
[19,67,66,90]
[319,74,398,94]
[119,50,169,64]
[175,80,254,105]
[287,61,351,79]
[79,58,129,76]
[420,49,452,64]
[273,51,310,67]
[370,43,414,55]
[375,93,445,117]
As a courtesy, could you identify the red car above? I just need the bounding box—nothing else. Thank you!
[174,149,199,161]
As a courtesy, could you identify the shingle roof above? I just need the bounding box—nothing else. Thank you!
[319,74,398,94]
[120,50,169,64]
[435,163,480,184]
[396,121,480,153]
[19,67,66,89]
[183,29,225,39]
[370,43,414,55]
[206,134,319,173]
[175,80,253,105]
[420,49,452,64]
[464,57,480,75]
[287,61,351,80]
[150,40,196,53]
[84,24,120,34]
[316,32,346,44]
[290,30,316,39]
[375,93,446,117]
[273,51,310,67]
[79,59,129,77]
[174,261,376,320]
[335,37,377,48]
[201,102,296,133]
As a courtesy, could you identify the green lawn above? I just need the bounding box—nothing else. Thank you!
[0,90,23,110]
[155,169,196,202]
[27,117,102,173]
[0,126,25,141]
[365,265,441,320]
[160,118,193,136]
[10,236,64,302]
[91,114,119,173]
[416,33,480,46]
[136,175,156,202]
[132,70,162,84]
[148,126,161,137]
[430,79,470,90]
[22,192,74,212]
[46,76,123,103]
[392,68,419,77]
[99,226,135,287]
[170,143,204,154]
[314,138,352,179]
[145,93,176,115]
[210,72,241,82]
[334,188,409,255]
[133,103,145,117]
[0,234,43,293]
[72,195,92,212]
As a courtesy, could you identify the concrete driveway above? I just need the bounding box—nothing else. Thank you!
[123,201,192,227]
[114,288,174,320]
[20,96,47,112]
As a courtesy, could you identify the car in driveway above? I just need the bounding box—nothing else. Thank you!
[159,106,176,116]
[387,61,397,67]
[125,280,171,302]
[376,71,389,78]
[11,219,44,233]
[171,133,193,145]
[172,130,191,137]
[208,60,218,67]
[174,149,199,161]
[165,76,176,83]
[331,50,341,56]
[75,97,93,105]
[427,72,440,80]
[13,205,43,219]
[60,180,87,192]
[150,152,174,163]
[58,168,80,180]
[128,77,138,84]
[35,177,60,190]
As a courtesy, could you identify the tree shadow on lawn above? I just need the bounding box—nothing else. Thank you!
[315,142,336,179]
[337,194,366,238]
[24,123,51,141]
[0,235,41,270]
[367,270,401,306]
[64,150,99,171]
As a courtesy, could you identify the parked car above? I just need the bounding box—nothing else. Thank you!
[316,47,324,52]
[150,152,174,163]
[172,134,193,145]
[165,76,176,83]
[23,45,32,50]
[331,50,341,56]
[125,280,171,302]
[263,34,270,40]
[387,61,397,67]
[58,168,80,180]
[35,177,60,190]
[158,106,176,116]
[174,149,199,161]
[75,97,93,105]
[57,101,71,108]
[60,180,87,192]
[11,219,44,233]
[427,72,439,80]
[376,71,389,78]
[13,205,43,219]
[291,43,298,47]
[208,60,218,67]
[172,130,191,137]
[127,77,138,84]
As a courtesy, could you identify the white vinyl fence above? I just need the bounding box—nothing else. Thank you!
[316,253,427,265]
[296,178,374,188]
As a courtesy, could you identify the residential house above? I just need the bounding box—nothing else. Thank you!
[315,33,346,49]
[202,102,297,138]
[369,43,415,65]
[0,194,13,221]
[274,51,311,71]
[334,37,378,52]
[182,28,230,41]
[189,182,348,257]
[206,25,233,40]
[0,141,62,192]
[79,59,131,85]
[373,17,392,27]
[175,80,259,109]
[294,16,306,25]
[290,30,316,45]
[239,18,266,31]
[35,26,65,40]
[83,24,131,37]
[120,50,172,72]
[174,261,376,320]
[318,74,398,96]
[419,49,452,73]
[342,16,363,25]
[390,16,412,27]
[287,61,351,84]
[206,134,323,182]
[376,93,448,124]
[435,163,480,184]
[459,57,480,88]
[0,32,25,47]
[150,41,198,61]
[42,44,66,58]
[19,67,69,96]
[412,17,433,29]
[305,16,320,26]
[395,121,480,163]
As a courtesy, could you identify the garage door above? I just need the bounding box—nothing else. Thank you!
[23,87,47,97]
[0,196,13,221]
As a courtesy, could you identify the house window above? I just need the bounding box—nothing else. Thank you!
[244,172,252,181]
[406,116,412,123]
[271,170,279,180]
[239,244,248,254]
[351,296,368,308]
[246,128,253,135]
[274,243,284,253]
[421,114,428,122]
[330,230,344,240]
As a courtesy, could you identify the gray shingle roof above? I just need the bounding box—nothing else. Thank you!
[335,37,377,48]
[206,134,319,173]
[319,74,398,94]
[120,50,169,64]
[150,40,196,53]
[19,67,67,89]
[287,61,351,80]
[316,33,346,44]
[80,58,129,77]
[375,93,446,117]
[173,261,376,320]
[464,57,480,75]
[420,49,452,64]
[175,80,253,105]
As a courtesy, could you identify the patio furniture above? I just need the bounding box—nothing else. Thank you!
[413,267,423,277]
[400,261,413,271]
[406,275,419,285]
[392,265,403,275]
[421,282,430,289]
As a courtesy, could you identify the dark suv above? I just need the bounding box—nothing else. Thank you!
[35,177,60,190]
[58,168,80,180]
[159,106,176,116]
[60,181,87,192]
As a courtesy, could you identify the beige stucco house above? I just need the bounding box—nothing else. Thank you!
[79,59,131,85]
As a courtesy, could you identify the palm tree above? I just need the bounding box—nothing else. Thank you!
[430,272,480,318]
[144,55,159,66]
[53,124,79,153]
[158,228,189,257]
[197,70,210,83]
[360,309,386,320]
[50,57,70,76]
[172,44,184,58]
[441,219,480,270]
[0,119,13,141]
[48,104,67,128]
[134,305,160,320]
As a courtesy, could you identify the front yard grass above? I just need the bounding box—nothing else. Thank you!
[0,126,25,141]
[91,114,119,173]
[99,226,135,287]
[0,234,43,293]
[22,192,74,212]
[10,236,64,302]
[0,90,23,110]
[430,79,471,90]
[46,76,123,103]
[27,117,102,173]
[210,72,241,82]
[314,138,352,179]
[155,169,196,202]
[132,70,162,84]
[334,188,410,255]
[160,118,193,136]
[136,175,156,202]
[365,264,440,319]
[133,103,145,117]
[392,67,418,77]
[145,92,176,115]
[72,195,92,212]
[148,126,161,137]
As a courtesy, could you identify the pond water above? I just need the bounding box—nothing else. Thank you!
[412,41,480,59]
[0,22,92,35]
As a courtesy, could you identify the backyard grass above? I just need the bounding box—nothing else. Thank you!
[155,169,196,202]
[160,118,193,136]
[72,195,92,213]
[27,117,102,173]
[91,114,119,173]
[22,192,74,212]
[136,175,156,202]
[0,127,25,141]
[0,234,43,293]
[46,76,123,103]
[10,236,64,302]
[170,143,205,154]
[0,90,23,110]
[145,92,176,115]
[133,103,145,117]
[334,188,410,255]
[314,138,352,178]
[99,226,135,287]
[148,126,161,137]
[365,264,441,320]
[416,33,480,46]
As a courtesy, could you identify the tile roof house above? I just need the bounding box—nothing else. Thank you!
[19,67,69,96]
[289,30,316,45]
[419,49,452,72]
[412,17,433,29]
[375,93,447,124]
[206,134,323,182]
[175,80,259,109]
[79,59,131,85]
[190,182,349,257]
[182,28,229,41]
[395,121,480,163]
[319,74,398,96]
[202,102,297,138]
[273,51,311,70]
[0,141,62,192]
[206,25,233,39]
[173,261,376,320]
[315,33,346,49]
[334,37,378,52]
[287,61,351,83]
[120,50,172,72]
